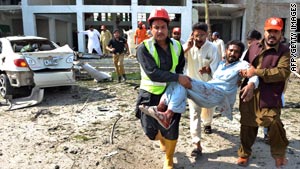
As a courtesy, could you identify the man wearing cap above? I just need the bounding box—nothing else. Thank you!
[243,29,271,144]
[134,21,148,46]
[135,7,191,169]
[100,25,112,57]
[171,27,185,44]
[211,32,226,60]
[237,17,290,168]
[106,29,129,83]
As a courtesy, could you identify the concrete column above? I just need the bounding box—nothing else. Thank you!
[76,0,86,52]
[241,11,247,44]
[76,0,82,5]
[21,0,37,36]
[67,22,73,48]
[112,13,117,30]
[181,0,193,41]
[49,17,56,43]
[231,19,237,40]
[131,0,138,31]
[77,12,85,52]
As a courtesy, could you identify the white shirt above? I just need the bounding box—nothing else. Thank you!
[80,29,101,50]
[183,40,220,82]
[213,38,226,59]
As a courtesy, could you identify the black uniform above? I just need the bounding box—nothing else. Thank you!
[135,38,185,140]
[107,37,127,54]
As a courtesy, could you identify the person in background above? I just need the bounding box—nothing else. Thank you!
[135,7,191,169]
[171,27,186,73]
[238,17,290,168]
[134,21,148,46]
[211,32,226,60]
[100,25,112,57]
[171,27,185,44]
[241,29,262,61]
[183,22,220,157]
[146,26,153,38]
[106,29,129,83]
[77,25,102,56]
[246,29,262,47]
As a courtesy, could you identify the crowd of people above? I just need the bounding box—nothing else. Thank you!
[77,7,291,169]
[135,7,290,169]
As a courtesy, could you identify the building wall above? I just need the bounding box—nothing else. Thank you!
[0,0,296,53]
[243,0,300,52]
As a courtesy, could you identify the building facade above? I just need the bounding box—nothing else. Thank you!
[0,0,299,53]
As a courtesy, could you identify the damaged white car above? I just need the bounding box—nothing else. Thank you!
[0,36,75,106]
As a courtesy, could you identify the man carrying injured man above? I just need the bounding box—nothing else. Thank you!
[139,40,259,130]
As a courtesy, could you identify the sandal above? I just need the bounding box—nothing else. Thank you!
[139,105,173,129]
[275,157,288,168]
[237,157,249,167]
[191,148,202,157]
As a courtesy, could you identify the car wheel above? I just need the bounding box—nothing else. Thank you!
[0,74,14,99]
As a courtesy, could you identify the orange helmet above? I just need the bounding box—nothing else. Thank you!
[148,7,170,23]
[172,27,181,33]
[264,17,283,31]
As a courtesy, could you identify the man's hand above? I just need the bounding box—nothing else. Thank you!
[199,66,211,75]
[240,65,256,78]
[186,34,194,49]
[184,33,194,52]
[240,82,255,102]
[178,75,192,89]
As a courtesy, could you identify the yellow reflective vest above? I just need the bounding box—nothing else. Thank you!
[140,38,181,95]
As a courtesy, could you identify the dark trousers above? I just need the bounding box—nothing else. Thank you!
[238,112,289,158]
[135,89,181,140]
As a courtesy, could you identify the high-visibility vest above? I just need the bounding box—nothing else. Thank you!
[140,37,181,95]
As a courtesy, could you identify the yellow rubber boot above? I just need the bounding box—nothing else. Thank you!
[163,139,177,169]
[155,131,166,152]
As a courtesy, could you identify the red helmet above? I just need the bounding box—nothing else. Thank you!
[147,7,170,23]
[264,17,283,31]
[172,27,181,33]
[138,21,143,25]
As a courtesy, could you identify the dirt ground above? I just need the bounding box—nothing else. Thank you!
[0,58,299,169]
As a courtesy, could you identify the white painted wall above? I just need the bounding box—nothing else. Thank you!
[21,0,193,52]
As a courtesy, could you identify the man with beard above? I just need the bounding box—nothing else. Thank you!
[135,7,191,169]
[183,22,220,156]
[139,40,258,146]
[237,17,290,168]
[171,27,185,44]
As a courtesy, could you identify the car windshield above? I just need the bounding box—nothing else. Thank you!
[10,39,57,53]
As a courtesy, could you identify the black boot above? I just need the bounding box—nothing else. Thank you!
[122,74,127,82]
[118,76,122,83]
